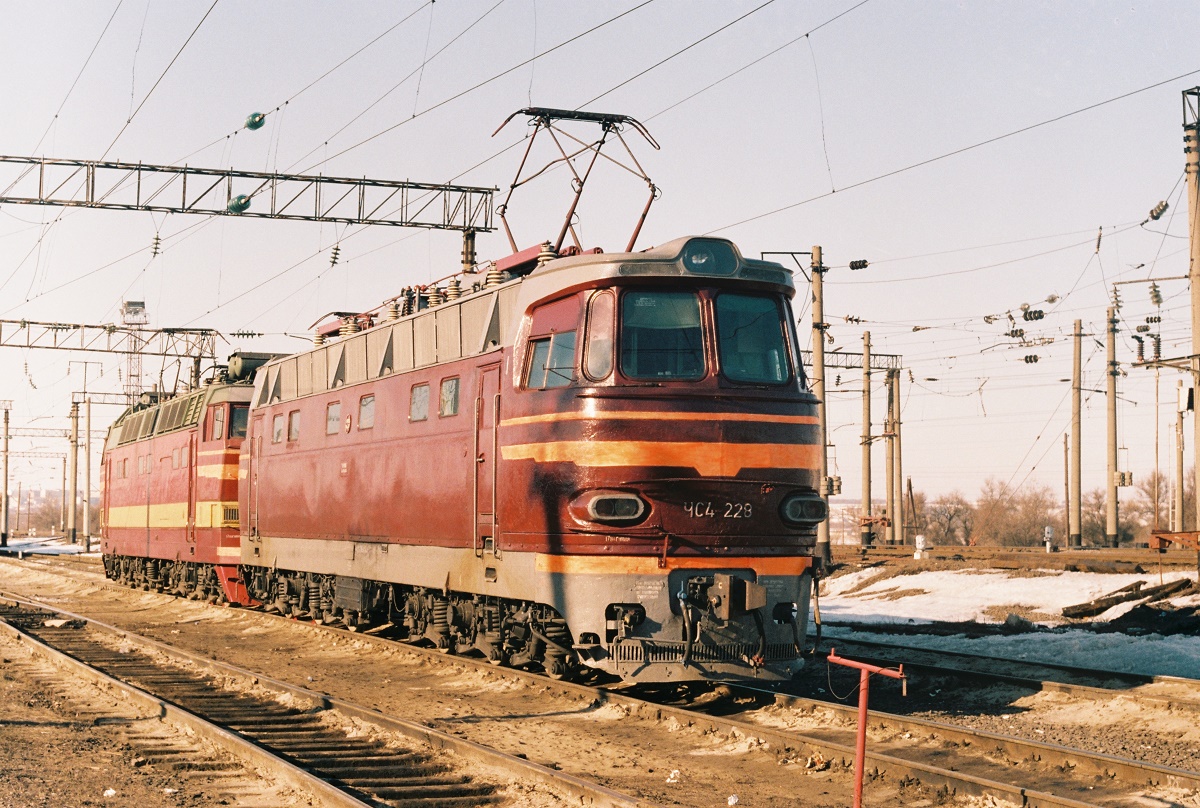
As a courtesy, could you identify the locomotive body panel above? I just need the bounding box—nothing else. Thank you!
[102,237,827,684]
[243,354,496,546]
[101,383,253,602]
[237,237,825,682]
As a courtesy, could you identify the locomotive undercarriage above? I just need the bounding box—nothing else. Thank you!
[103,554,228,603]
[242,567,579,678]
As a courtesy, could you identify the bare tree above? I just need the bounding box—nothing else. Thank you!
[923,491,974,545]
[973,478,1057,547]
[1079,487,1139,546]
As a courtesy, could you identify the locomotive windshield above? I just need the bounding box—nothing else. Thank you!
[715,293,791,384]
[230,404,249,438]
[619,291,705,380]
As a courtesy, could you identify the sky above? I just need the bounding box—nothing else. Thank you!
[2,1,1200,517]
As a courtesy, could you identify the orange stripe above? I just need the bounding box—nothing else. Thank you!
[501,440,819,476]
[501,411,817,427]
[536,554,812,576]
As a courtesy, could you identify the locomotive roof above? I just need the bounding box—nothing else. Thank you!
[103,381,254,451]
[517,236,795,313]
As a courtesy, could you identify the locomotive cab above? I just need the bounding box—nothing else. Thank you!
[504,237,825,681]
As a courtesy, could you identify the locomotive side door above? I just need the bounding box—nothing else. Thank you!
[248,415,263,537]
[474,365,500,557]
[186,431,197,545]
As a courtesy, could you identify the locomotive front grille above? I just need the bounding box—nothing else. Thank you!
[609,640,799,665]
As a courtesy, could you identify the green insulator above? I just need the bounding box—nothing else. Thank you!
[245,112,266,130]
[227,194,251,214]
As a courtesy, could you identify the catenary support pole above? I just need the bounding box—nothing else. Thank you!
[811,247,832,567]
[1070,320,1082,546]
[1106,307,1119,548]
[1178,379,1187,532]
[68,403,78,545]
[60,456,66,533]
[1,404,8,548]
[1063,433,1070,542]
[884,371,895,544]
[892,369,904,545]
[861,332,873,547]
[84,396,91,551]
[1184,88,1200,539]
[1155,368,1161,531]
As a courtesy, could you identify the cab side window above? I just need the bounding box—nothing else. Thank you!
[210,406,226,441]
[410,384,429,422]
[524,294,582,390]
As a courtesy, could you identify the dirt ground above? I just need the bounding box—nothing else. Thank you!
[4,554,1199,807]
[0,631,217,808]
[0,557,934,808]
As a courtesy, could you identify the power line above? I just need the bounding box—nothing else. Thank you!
[577,0,780,109]
[102,0,221,160]
[29,0,125,155]
[646,0,872,123]
[308,0,658,171]
[286,0,507,175]
[1,1,222,303]
[709,67,1200,235]
[175,1,433,164]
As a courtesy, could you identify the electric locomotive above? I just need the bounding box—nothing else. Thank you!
[238,236,826,682]
[99,353,272,602]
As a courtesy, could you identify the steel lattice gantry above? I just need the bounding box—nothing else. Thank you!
[0,155,495,231]
[0,319,219,360]
[800,350,902,371]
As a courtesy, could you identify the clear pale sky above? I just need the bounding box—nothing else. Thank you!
[1,1,1198,510]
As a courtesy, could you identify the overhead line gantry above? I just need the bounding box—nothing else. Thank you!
[0,155,495,233]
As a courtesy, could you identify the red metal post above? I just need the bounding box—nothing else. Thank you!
[827,648,906,808]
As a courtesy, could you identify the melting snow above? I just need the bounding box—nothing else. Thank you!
[816,566,1200,679]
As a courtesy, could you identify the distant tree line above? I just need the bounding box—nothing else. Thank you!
[910,470,1192,547]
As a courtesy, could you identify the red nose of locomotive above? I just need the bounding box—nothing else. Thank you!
[504,237,825,682]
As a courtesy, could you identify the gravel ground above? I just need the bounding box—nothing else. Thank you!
[0,556,954,808]
[0,628,310,808]
[5,553,1200,807]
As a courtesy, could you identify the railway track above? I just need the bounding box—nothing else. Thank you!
[809,633,1200,713]
[847,542,1200,572]
[0,596,647,808]
[5,556,1200,807]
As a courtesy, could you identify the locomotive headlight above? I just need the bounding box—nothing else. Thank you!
[680,239,738,277]
[570,490,649,525]
[779,492,828,527]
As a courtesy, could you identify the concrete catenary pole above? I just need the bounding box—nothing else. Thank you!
[68,402,79,545]
[884,371,895,544]
[1185,88,1200,537]
[1070,319,1082,547]
[1177,379,1186,532]
[60,456,66,533]
[811,247,832,567]
[861,332,873,547]
[1063,434,1070,542]
[892,369,904,545]
[84,396,91,551]
[1,404,9,548]
[1106,306,1119,548]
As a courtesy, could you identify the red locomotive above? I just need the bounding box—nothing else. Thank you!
[100,110,827,683]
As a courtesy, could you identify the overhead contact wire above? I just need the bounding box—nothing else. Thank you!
[709,66,1200,235]
[308,0,658,171]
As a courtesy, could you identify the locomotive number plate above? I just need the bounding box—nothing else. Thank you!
[683,501,753,519]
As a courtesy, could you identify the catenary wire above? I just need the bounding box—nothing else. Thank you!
[707,67,1200,235]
